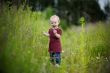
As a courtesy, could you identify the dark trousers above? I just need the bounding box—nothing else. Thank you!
[49,52,61,65]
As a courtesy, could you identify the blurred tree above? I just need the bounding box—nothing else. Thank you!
[0,0,107,25]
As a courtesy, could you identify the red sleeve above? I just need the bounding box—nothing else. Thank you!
[57,28,62,35]
[48,28,50,34]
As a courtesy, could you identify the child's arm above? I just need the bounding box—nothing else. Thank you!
[53,30,61,38]
[55,33,61,38]
[43,31,49,37]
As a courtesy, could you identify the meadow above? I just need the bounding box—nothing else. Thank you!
[0,5,110,73]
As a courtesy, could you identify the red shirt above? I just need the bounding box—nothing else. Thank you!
[48,28,62,52]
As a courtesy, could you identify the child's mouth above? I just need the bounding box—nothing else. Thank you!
[52,25,56,27]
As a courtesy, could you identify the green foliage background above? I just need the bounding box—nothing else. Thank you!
[0,5,110,73]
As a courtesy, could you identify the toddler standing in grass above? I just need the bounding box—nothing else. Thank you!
[43,15,62,67]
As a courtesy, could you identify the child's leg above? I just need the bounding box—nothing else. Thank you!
[55,52,61,65]
[49,52,55,65]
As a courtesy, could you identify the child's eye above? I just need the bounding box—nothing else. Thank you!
[51,22,56,24]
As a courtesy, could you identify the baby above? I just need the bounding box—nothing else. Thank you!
[43,15,62,67]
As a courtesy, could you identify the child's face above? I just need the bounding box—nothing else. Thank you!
[50,20,59,27]
[50,15,60,27]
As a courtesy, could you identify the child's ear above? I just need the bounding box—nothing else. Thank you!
[58,20,60,24]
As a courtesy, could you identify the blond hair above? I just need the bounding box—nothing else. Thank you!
[50,15,60,24]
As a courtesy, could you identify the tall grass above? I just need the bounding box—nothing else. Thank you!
[0,5,110,73]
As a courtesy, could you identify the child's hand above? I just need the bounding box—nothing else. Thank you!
[53,29,61,38]
[42,31,46,35]
[53,29,57,34]
[43,31,47,35]
[62,50,64,53]
[42,31,49,37]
